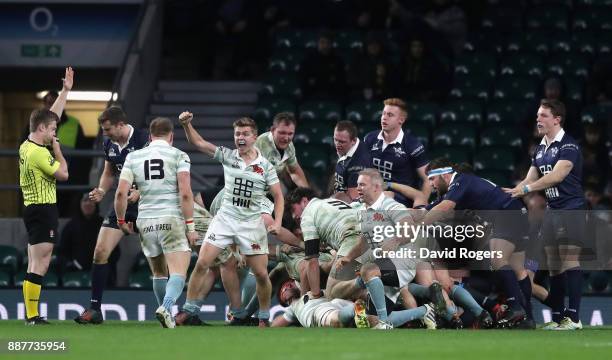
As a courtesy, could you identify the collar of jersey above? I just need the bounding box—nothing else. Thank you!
[367,192,387,210]
[111,124,135,152]
[26,138,46,148]
[377,128,404,146]
[234,146,265,167]
[149,139,170,147]
[267,131,290,162]
[338,138,360,161]
[539,128,565,150]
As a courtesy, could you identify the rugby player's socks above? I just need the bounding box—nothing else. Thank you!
[257,309,270,322]
[90,263,109,311]
[565,267,582,323]
[548,272,566,323]
[244,295,259,317]
[388,306,427,327]
[365,277,388,322]
[183,299,205,315]
[496,265,525,310]
[338,305,355,326]
[230,307,247,319]
[406,283,429,299]
[451,284,483,316]
[152,277,168,306]
[23,272,43,319]
[241,272,257,309]
[162,274,186,311]
[518,276,533,319]
[445,303,458,321]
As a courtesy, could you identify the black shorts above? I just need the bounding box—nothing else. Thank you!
[23,204,58,245]
[490,210,529,252]
[373,257,400,288]
[540,208,586,247]
[102,202,139,231]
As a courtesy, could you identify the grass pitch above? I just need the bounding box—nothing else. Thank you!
[1,321,611,359]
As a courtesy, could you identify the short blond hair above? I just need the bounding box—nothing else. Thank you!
[359,168,384,187]
[383,98,407,118]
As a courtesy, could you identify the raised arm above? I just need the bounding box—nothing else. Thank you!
[178,111,217,156]
[50,67,74,119]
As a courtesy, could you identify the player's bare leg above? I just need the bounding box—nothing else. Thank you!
[245,254,272,327]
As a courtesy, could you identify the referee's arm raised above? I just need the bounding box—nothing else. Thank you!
[49,67,73,120]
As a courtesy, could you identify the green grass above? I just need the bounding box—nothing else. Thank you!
[1,321,611,359]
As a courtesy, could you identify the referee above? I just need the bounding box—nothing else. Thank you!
[19,67,73,325]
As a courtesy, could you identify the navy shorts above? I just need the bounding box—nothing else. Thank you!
[102,202,139,231]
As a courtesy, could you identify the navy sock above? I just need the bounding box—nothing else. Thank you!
[90,263,110,311]
[565,267,582,323]
[518,276,533,320]
[496,265,525,311]
[548,272,567,323]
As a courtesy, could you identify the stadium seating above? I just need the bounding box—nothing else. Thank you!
[439,101,483,124]
[62,271,92,288]
[525,5,569,31]
[298,101,343,122]
[433,123,478,148]
[473,146,516,172]
[0,245,19,275]
[0,270,10,287]
[253,97,296,130]
[405,123,430,147]
[499,53,544,78]
[454,52,497,79]
[129,271,153,289]
[476,169,514,188]
[429,146,472,164]
[493,76,538,100]
[345,101,380,123]
[480,126,523,148]
[485,100,528,124]
[580,104,612,125]
[449,74,491,101]
[408,102,439,128]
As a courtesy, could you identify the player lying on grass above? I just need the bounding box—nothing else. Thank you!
[272,280,437,329]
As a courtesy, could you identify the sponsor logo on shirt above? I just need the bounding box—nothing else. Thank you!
[251,243,261,250]
[48,156,55,166]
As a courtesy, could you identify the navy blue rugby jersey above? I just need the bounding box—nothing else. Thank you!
[334,139,372,192]
[442,173,523,211]
[531,129,585,209]
[103,126,149,172]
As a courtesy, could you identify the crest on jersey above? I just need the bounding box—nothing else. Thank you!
[108,148,117,157]
[373,213,385,222]
[49,230,55,238]
[393,146,406,157]
[127,146,135,153]
[535,151,543,159]
[371,141,381,151]
[251,243,261,250]
[252,164,264,175]
[550,147,559,158]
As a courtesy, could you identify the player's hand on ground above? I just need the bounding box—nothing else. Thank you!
[178,111,193,126]
[127,187,140,204]
[187,231,198,247]
[119,221,134,235]
[62,67,74,91]
[88,187,105,202]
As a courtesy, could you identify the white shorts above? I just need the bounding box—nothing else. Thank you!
[136,217,191,258]
[203,212,268,255]
[313,298,353,327]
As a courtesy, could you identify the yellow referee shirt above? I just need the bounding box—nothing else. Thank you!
[19,140,60,206]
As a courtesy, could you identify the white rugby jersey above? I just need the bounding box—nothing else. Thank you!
[353,193,411,246]
[120,139,191,219]
[300,198,359,250]
[282,295,329,328]
[214,146,279,221]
